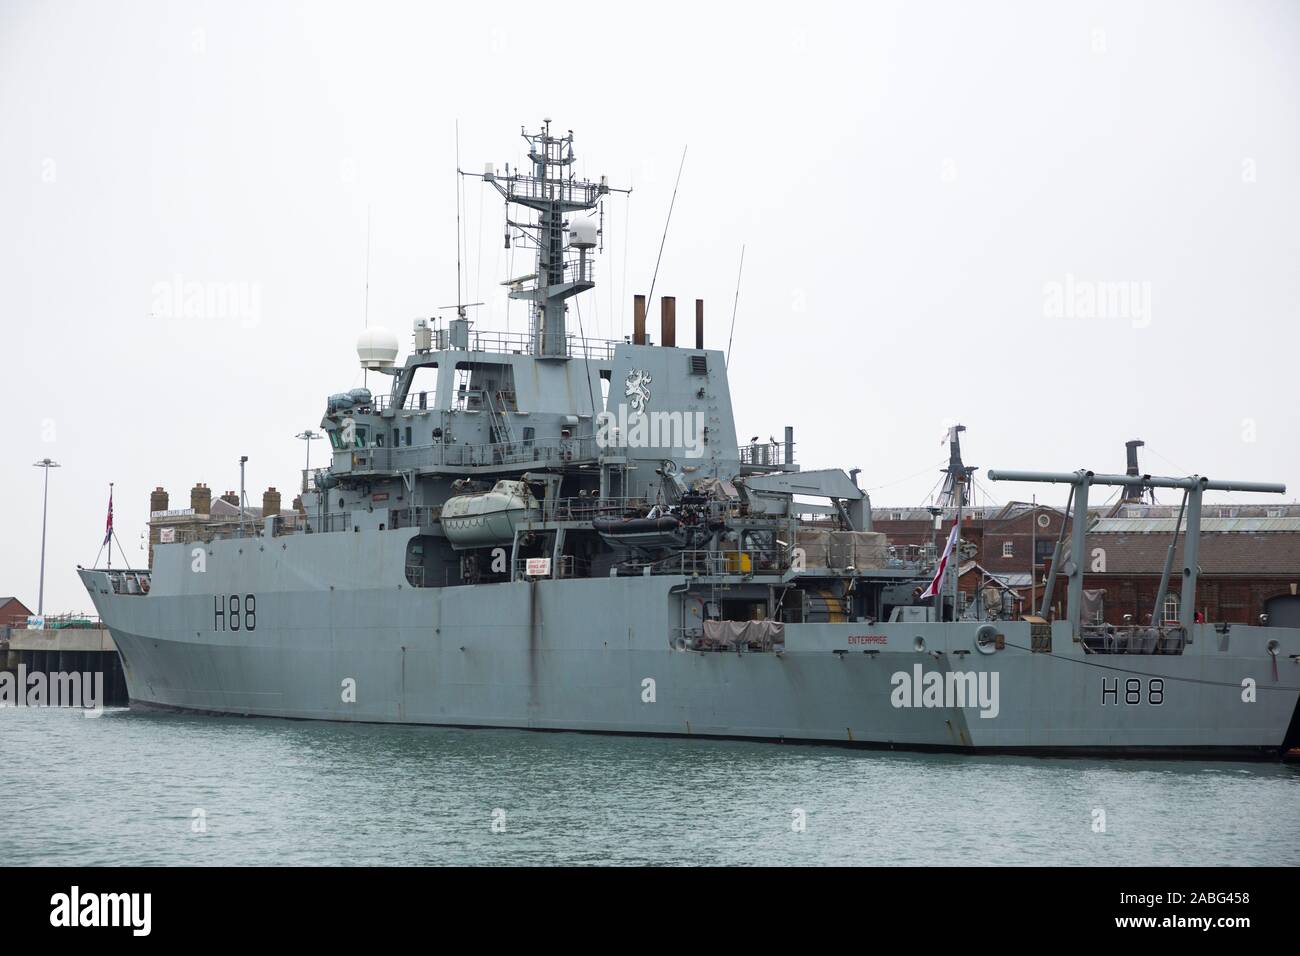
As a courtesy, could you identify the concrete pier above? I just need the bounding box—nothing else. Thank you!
[1,627,128,707]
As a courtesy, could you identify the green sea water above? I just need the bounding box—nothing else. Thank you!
[1,706,1297,866]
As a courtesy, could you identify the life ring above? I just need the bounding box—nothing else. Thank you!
[975,624,999,655]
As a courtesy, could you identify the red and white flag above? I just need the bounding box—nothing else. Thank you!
[102,487,114,546]
[920,521,959,600]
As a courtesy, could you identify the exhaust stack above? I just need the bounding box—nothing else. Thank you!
[1122,439,1146,503]
[661,296,676,347]
[633,294,647,345]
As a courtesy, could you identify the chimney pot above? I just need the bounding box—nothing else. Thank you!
[661,296,676,347]
[262,487,282,519]
[191,483,212,514]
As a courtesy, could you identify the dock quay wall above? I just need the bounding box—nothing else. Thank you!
[0,627,128,708]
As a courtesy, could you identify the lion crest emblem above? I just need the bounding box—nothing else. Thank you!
[625,369,652,414]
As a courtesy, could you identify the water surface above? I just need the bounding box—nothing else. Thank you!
[1,707,1296,866]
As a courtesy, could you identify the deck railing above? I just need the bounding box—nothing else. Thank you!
[1079,624,1187,655]
[739,441,795,468]
[378,434,599,471]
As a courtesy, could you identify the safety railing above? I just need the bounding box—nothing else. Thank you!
[373,393,438,413]
[1078,624,1187,655]
[501,176,602,207]
[389,507,443,529]
[634,548,791,577]
[378,434,599,471]
[311,512,356,534]
[739,441,795,468]
[107,570,153,596]
[300,507,439,534]
[562,258,593,286]
[466,330,618,361]
[381,327,622,362]
[541,496,652,522]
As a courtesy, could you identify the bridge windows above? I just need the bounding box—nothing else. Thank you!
[407,366,439,408]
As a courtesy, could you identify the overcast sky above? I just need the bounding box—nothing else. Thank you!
[3,0,1298,612]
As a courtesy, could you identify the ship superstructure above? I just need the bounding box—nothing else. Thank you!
[79,122,1300,757]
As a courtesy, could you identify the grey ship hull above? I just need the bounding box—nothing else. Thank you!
[80,531,1300,757]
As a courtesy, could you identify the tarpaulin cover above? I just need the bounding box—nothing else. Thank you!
[702,620,785,645]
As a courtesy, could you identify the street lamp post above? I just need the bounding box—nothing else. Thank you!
[33,458,61,616]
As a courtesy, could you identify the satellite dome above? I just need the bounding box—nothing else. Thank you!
[356,327,400,369]
[568,217,598,249]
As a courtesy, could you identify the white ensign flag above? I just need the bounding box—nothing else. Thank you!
[920,522,960,600]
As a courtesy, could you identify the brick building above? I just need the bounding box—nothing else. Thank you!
[1042,516,1300,627]
[0,596,33,629]
[872,501,1082,604]
[873,501,1300,624]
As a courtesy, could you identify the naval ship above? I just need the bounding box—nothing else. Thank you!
[81,122,1300,757]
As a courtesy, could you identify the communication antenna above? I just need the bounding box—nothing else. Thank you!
[456,120,464,316]
[439,302,485,318]
[726,243,745,367]
[363,206,372,389]
[442,123,492,325]
[645,145,687,310]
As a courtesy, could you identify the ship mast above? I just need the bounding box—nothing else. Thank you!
[475,120,628,358]
[938,424,975,508]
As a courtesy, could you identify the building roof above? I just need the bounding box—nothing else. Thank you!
[956,562,1027,597]
[1106,502,1300,519]
[872,501,1071,523]
[1085,531,1300,575]
[872,506,1003,521]
[209,498,263,520]
[1093,516,1300,534]
[874,501,1300,522]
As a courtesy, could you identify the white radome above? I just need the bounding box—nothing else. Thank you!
[568,217,598,249]
[356,327,400,369]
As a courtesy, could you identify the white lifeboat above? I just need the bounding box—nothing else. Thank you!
[441,480,539,550]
